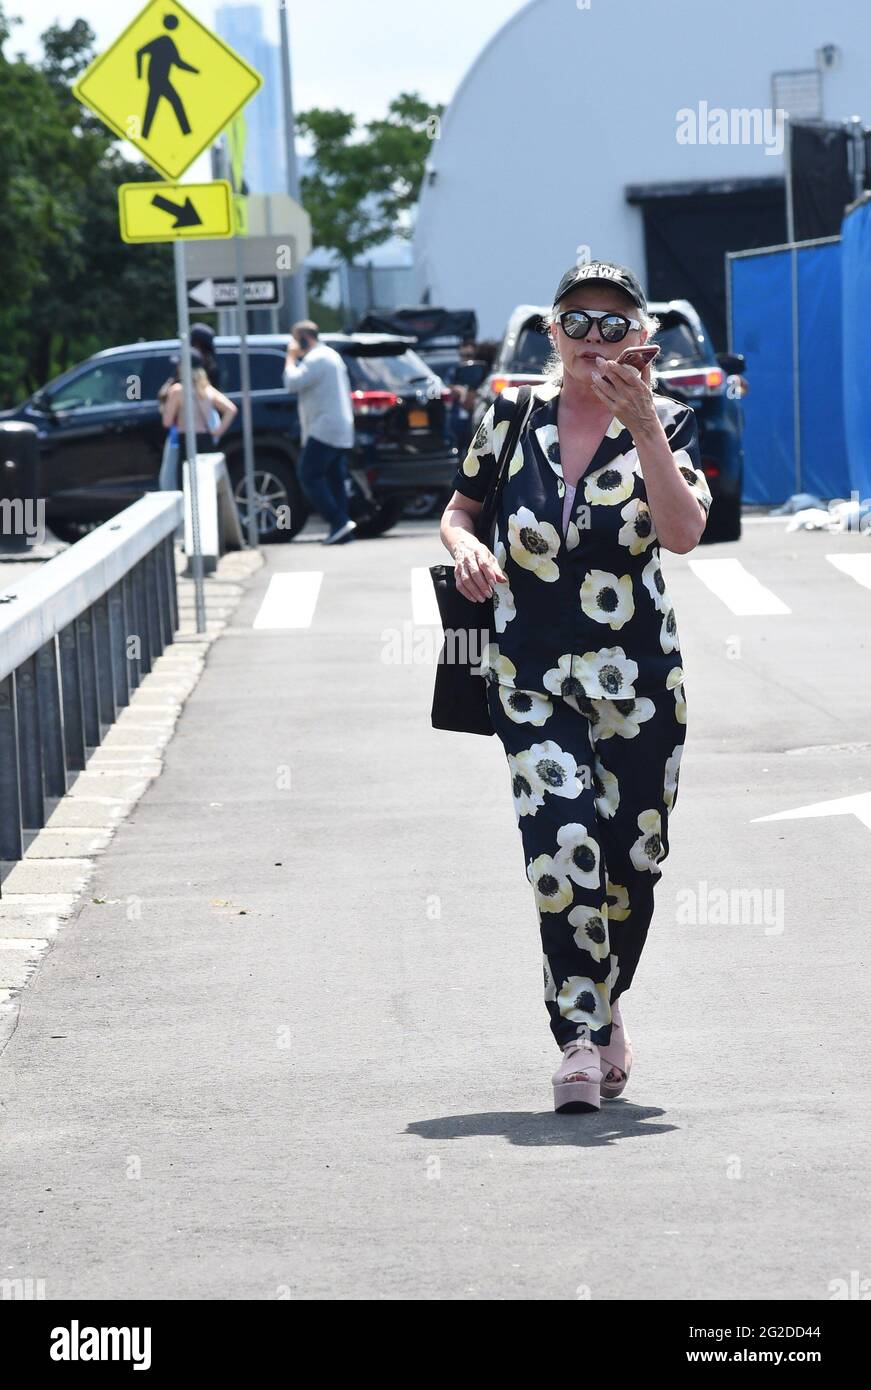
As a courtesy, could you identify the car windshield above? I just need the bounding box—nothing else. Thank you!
[345,349,438,390]
[505,313,707,374]
[651,316,707,369]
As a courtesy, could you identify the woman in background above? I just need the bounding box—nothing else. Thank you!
[160,363,237,489]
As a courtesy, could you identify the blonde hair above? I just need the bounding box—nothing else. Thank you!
[541,303,662,390]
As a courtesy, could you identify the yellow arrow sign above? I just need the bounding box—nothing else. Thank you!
[73,0,262,181]
[118,180,234,243]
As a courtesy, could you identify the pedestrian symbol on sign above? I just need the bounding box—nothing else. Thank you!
[137,14,198,140]
[73,0,262,182]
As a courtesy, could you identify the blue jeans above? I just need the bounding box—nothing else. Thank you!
[297,436,351,532]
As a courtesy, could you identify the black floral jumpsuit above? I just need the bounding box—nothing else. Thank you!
[451,383,712,1050]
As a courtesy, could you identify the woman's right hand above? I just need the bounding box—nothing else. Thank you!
[452,537,507,602]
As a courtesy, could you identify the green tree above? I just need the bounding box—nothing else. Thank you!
[297,92,442,294]
[0,6,177,405]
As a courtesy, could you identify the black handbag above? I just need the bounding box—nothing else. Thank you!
[429,385,533,735]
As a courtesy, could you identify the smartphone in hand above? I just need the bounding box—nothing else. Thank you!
[616,344,660,370]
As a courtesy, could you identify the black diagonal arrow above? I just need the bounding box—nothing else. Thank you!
[151,194,202,229]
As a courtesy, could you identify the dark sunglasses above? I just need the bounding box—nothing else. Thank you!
[554,307,642,343]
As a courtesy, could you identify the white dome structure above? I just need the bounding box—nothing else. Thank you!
[411,0,871,341]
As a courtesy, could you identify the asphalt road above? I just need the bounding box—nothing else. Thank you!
[1,514,869,1300]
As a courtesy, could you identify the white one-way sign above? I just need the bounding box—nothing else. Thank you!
[753,791,871,833]
[187,276,281,309]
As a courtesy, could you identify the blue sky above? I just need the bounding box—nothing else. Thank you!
[12,0,531,124]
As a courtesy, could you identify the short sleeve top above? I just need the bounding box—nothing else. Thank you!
[449,382,712,702]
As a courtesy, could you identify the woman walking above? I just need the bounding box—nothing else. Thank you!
[439,261,712,1113]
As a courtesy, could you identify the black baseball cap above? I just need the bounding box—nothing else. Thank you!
[553,260,647,313]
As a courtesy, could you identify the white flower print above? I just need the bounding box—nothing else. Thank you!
[573,646,639,699]
[496,685,553,725]
[617,497,656,555]
[664,743,684,810]
[492,415,525,479]
[580,569,635,629]
[642,553,669,614]
[461,415,491,479]
[605,416,627,439]
[507,506,561,581]
[659,606,679,654]
[555,822,601,889]
[507,751,545,817]
[666,666,687,724]
[565,520,581,551]
[491,541,516,633]
[515,740,583,800]
[630,809,666,874]
[606,879,630,922]
[569,902,610,962]
[481,643,516,684]
[528,853,574,914]
[534,423,563,480]
[584,453,637,506]
[556,976,610,1030]
[593,755,620,819]
[543,654,583,700]
[673,447,712,514]
[590,695,655,741]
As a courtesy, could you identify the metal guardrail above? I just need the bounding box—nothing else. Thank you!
[0,493,183,883]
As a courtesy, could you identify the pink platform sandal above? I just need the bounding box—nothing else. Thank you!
[552,1035,603,1113]
[598,996,633,1099]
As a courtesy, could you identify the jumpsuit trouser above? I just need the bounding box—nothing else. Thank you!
[485,675,687,1050]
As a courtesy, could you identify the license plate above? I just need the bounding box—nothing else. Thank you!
[408,408,428,428]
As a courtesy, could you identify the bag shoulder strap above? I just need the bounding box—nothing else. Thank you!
[477,384,534,542]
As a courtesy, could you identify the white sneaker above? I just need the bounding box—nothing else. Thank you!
[323,519,357,545]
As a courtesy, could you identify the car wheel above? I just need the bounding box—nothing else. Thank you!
[401,490,447,520]
[230,455,308,543]
[703,496,742,543]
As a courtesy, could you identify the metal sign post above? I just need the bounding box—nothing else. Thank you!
[784,115,802,494]
[173,240,206,633]
[221,134,259,550]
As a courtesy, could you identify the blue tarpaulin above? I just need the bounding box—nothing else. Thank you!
[841,197,871,501]
[729,239,851,503]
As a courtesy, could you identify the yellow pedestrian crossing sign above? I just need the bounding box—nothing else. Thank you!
[73,0,262,181]
[118,180,235,243]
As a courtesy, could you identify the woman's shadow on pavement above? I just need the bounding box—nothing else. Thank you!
[406,1102,677,1148]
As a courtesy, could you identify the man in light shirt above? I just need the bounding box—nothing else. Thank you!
[283,320,357,544]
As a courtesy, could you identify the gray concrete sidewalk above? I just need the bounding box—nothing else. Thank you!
[0,527,867,1301]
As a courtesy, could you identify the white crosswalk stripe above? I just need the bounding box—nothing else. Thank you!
[252,572,323,629]
[826,553,871,591]
[686,558,791,615]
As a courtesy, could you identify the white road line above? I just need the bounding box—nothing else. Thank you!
[411,566,442,625]
[826,554,871,591]
[687,558,791,616]
[252,572,324,630]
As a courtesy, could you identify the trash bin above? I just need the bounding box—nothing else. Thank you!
[0,422,40,555]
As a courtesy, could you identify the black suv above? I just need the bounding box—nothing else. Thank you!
[1,333,459,541]
[479,300,746,542]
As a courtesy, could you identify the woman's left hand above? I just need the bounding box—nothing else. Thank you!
[589,356,658,434]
